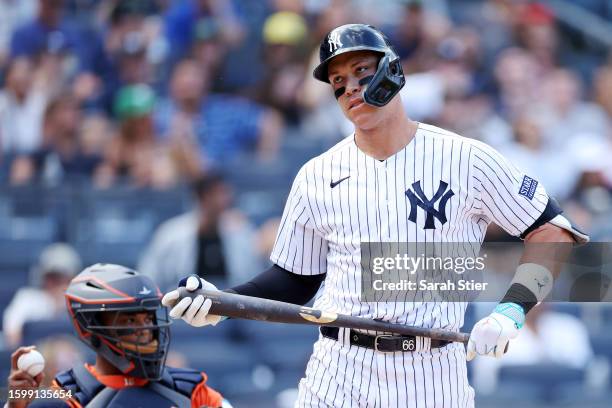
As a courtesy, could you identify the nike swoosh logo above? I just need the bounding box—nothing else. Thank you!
[330,176,350,188]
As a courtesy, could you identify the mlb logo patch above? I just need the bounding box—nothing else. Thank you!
[519,176,538,200]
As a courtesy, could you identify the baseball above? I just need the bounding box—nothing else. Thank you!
[17,349,45,377]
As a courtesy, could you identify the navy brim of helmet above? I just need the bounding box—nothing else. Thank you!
[313,46,385,83]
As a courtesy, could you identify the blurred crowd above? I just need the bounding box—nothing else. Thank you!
[0,0,611,234]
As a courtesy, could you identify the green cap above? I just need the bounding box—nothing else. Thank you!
[114,84,155,120]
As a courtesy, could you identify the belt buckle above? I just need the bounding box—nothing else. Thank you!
[374,334,394,352]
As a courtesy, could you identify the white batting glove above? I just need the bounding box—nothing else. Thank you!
[466,303,525,361]
[161,275,225,327]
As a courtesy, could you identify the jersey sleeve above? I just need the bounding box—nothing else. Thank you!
[190,372,223,408]
[471,141,549,237]
[270,165,328,275]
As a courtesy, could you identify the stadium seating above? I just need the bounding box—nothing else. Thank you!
[71,187,189,267]
[590,329,612,368]
[498,364,586,403]
[0,270,30,314]
[21,318,74,346]
[0,349,11,387]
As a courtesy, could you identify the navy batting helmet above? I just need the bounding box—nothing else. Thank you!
[65,263,171,380]
[313,24,405,107]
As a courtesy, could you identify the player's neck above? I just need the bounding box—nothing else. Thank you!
[354,112,418,161]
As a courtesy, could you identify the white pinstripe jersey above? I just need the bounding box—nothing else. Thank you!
[270,123,549,332]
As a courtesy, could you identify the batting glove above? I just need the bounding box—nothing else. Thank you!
[466,303,525,361]
[161,275,225,327]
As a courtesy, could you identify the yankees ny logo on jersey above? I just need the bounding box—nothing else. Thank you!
[406,180,455,229]
[328,29,343,52]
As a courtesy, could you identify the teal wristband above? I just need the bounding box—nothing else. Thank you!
[494,302,526,329]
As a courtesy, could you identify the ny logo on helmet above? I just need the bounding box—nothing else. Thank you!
[328,29,343,52]
[406,180,455,229]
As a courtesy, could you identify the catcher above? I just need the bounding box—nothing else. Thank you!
[6,263,230,408]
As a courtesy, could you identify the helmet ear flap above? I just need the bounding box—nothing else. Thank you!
[362,55,405,107]
[390,58,401,76]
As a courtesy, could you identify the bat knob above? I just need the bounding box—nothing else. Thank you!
[178,275,204,290]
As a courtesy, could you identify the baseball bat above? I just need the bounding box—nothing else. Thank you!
[176,288,470,345]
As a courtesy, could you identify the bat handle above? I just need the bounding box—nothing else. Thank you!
[174,287,223,307]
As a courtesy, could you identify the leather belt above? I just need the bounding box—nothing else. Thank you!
[320,326,451,352]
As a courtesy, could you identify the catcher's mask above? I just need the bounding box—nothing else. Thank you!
[313,23,405,107]
[65,263,171,380]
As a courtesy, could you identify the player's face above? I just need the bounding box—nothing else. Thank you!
[327,51,382,128]
[102,311,155,346]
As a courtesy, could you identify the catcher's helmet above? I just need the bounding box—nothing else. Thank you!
[65,263,171,380]
[313,24,405,107]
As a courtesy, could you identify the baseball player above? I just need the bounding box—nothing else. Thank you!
[163,24,589,407]
[6,264,230,408]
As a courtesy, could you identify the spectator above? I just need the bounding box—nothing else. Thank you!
[3,243,81,348]
[473,47,545,148]
[388,1,452,74]
[139,172,262,291]
[514,2,558,74]
[535,68,609,149]
[0,0,36,65]
[156,59,282,166]
[0,57,47,155]
[9,94,104,186]
[78,114,113,165]
[163,0,244,67]
[190,17,228,81]
[492,47,542,120]
[498,113,582,200]
[9,0,107,81]
[252,11,309,125]
[387,1,427,63]
[9,0,72,59]
[457,0,518,61]
[593,65,612,122]
[112,31,152,89]
[92,0,160,114]
[95,84,185,189]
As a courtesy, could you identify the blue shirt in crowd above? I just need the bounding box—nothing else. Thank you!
[155,95,264,165]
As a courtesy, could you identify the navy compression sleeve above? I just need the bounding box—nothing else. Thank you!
[229,264,325,305]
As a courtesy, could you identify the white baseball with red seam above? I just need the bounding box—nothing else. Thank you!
[17,349,45,376]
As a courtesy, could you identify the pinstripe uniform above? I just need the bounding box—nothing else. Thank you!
[270,123,550,408]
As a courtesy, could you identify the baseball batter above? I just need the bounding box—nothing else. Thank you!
[163,24,589,407]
